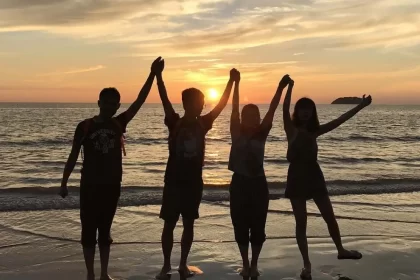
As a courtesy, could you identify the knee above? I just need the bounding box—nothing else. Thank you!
[162,221,177,237]
[182,219,194,232]
[98,234,113,247]
[97,226,113,247]
[250,229,266,246]
[81,229,97,248]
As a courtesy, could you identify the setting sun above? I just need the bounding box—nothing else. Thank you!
[207,88,220,101]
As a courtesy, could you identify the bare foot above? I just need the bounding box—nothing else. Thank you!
[250,265,260,277]
[338,249,362,260]
[156,264,172,279]
[100,275,115,280]
[178,265,195,278]
[300,267,312,280]
[239,265,250,277]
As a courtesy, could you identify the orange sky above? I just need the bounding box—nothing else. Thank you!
[1,0,420,104]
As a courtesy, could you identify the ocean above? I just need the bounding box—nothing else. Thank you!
[1,103,420,279]
[1,103,420,211]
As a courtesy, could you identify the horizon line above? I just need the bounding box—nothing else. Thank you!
[0,101,418,106]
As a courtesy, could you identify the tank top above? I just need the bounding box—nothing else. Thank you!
[287,130,318,163]
[229,126,270,177]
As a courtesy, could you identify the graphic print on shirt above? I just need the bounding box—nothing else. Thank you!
[175,126,202,159]
[89,129,117,154]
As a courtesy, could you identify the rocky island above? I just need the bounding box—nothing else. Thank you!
[331,97,362,104]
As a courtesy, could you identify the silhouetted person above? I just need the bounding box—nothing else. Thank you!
[229,72,291,277]
[282,78,372,280]
[59,57,162,280]
[154,58,235,279]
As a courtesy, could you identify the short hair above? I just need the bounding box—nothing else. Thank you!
[182,88,204,104]
[99,87,121,102]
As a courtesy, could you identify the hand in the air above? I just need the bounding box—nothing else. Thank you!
[230,68,240,82]
[279,74,291,89]
[360,94,372,108]
[288,78,294,88]
[151,57,164,74]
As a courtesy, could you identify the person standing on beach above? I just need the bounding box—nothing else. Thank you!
[228,72,291,277]
[154,58,236,279]
[59,57,162,280]
[282,78,372,279]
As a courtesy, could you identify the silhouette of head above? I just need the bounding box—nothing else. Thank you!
[98,87,121,119]
[182,88,205,117]
[292,97,320,132]
[241,104,261,129]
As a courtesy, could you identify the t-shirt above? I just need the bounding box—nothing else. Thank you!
[228,123,271,177]
[164,112,214,185]
[74,113,128,184]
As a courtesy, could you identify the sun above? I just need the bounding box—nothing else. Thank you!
[207,88,220,101]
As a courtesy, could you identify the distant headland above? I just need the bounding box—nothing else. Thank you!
[331,97,362,104]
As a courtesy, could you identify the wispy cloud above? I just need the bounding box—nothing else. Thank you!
[39,65,106,76]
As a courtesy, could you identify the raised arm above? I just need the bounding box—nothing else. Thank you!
[155,59,176,117]
[59,126,83,198]
[124,57,161,123]
[282,79,295,139]
[317,94,372,137]
[261,74,290,128]
[230,69,241,139]
[206,68,235,122]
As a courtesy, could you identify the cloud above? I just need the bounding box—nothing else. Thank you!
[2,0,419,57]
[39,65,105,76]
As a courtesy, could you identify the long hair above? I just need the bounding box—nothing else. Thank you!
[292,97,320,133]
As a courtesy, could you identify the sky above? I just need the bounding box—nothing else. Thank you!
[1,0,420,104]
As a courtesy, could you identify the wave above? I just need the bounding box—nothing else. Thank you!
[325,135,420,142]
[1,178,420,212]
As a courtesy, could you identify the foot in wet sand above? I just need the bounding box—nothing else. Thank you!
[178,265,195,278]
[156,264,172,279]
[300,264,312,280]
[250,265,260,277]
[100,274,115,280]
[338,249,362,260]
[239,265,250,277]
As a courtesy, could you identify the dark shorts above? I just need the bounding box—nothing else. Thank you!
[285,161,328,200]
[80,182,121,248]
[230,173,269,246]
[159,181,203,222]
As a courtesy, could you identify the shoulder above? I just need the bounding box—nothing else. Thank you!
[165,112,181,128]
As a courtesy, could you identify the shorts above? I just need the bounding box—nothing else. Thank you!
[80,182,121,248]
[230,173,269,246]
[159,181,203,222]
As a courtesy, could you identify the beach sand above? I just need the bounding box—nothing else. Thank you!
[1,193,420,280]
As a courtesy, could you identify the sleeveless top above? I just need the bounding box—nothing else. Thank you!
[229,125,271,177]
[287,130,318,163]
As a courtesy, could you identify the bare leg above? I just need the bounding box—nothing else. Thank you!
[99,245,113,280]
[83,246,95,280]
[238,243,250,276]
[250,244,262,277]
[158,220,177,278]
[179,218,194,276]
[314,195,362,259]
[290,199,311,273]
[313,196,344,251]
